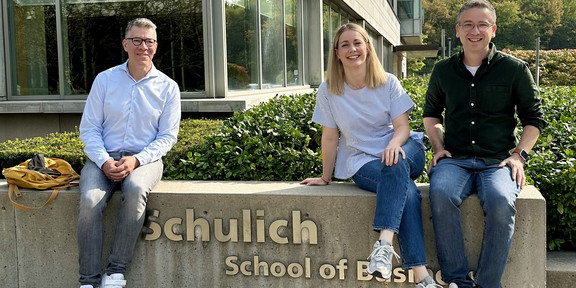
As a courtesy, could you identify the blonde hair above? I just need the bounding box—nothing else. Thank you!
[326,23,387,95]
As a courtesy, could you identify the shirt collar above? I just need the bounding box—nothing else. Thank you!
[457,42,499,67]
[120,61,159,81]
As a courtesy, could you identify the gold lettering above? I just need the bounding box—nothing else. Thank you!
[240,260,252,275]
[186,209,210,241]
[144,209,161,241]
[214,218,238,242]
[393,267,406,282]
[270,262,286,277]
[287,263,303,278]
[319,263,336,279]
[256,210,265,243]
[253,256,269,276]
[242,209,251,243]
[337,259,348,280]
[269,219,288,244]
[407,268,414,283]
[356,260,371,281]
[292,211,318,244]
[435,270,447,285]
[225,256,239,275]
[164,217,183,241]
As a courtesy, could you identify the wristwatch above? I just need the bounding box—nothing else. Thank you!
[513,149,529,162]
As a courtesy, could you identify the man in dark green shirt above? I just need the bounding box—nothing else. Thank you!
[422,1,545,288]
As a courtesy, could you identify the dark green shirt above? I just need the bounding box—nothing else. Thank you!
[423,43,546,165]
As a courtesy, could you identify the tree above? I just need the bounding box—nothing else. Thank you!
[422,0,566,50]
[549,0,576,49]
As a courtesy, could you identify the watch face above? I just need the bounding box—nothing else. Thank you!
[520,150,528,161]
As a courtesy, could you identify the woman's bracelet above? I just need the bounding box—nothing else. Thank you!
[320,176,332,184]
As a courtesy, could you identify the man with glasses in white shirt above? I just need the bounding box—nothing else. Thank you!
[77,18,181,288]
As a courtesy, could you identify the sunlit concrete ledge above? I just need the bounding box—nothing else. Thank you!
[0,180,545,287]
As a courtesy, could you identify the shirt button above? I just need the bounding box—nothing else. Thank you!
[471,103,475,106]
[471,83,475,87]
[471,121,475,125]
[472,140,476,144]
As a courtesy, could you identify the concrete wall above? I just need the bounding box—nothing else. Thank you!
[0,181,546,287]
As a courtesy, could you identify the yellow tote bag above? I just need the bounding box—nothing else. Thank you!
[2,154,80,210]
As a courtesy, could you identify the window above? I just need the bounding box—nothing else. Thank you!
[6,0,205,97]
[0,18,6,98]
[261,0,284,88]
[285,0,301,86]
[225,0,259,90]
[9,2,58,96]
[322,2,349,74]
[226,0,303,90]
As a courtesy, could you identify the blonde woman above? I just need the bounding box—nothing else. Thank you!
[301,23,438,288]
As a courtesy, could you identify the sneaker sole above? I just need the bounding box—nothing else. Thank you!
[366,267,391,279]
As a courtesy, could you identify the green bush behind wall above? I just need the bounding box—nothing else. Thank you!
[1,80,575,250]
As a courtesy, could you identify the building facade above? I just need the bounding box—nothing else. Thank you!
[0,0,432,141]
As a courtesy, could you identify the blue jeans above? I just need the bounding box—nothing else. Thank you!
[429,158,520,288]
[352,137,426,269]
[77,153,163,286]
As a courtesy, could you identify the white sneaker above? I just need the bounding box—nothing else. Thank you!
[101,273,126,288]
[366,240,400,279]
[448,283,459,288]
[415,275,443,288]
[80,285,94,288]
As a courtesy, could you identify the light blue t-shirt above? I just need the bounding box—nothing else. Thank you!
[312,73,424,179]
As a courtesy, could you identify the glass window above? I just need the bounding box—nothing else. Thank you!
[323,3,346,75]
[398,0,414,20]
[62,0,205,94]
[323,3,330,75]
[226,0,303,90]
[7,0,204,97]
[9,1,58,96]
[330,5,339,39]
[0,21,5,98]
[226,0,259,90]
[260,0,284,88]
[285,0,301,86]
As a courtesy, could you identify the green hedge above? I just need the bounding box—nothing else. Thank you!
[170,94,323,180]
[525,86,576,250]
[0,131,86,175]
[2,80,575,251]
[403,78,576,251]
[174,79,576,250]
[503,49,576,86]
[0,119,221,178]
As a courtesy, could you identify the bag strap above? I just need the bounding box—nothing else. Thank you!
[8,183,60,210]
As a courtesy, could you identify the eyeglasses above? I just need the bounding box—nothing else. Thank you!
[459,23,494,32]
[126,38,157,47]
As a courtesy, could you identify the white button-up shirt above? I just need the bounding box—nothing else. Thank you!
[80,62,181,168]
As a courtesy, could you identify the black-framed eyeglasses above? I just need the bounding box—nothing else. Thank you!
[126,38,157,47]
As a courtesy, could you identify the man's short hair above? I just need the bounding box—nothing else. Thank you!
[457,0,497,24]
[125,18,157,38]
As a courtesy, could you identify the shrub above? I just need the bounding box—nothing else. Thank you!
[503,49,576,86]
[171,93,323,180]
[0,119,221,178]
[402,78,576,251]
[0,131,86,175]
[163,119,223,178]
[525,86,576,250]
